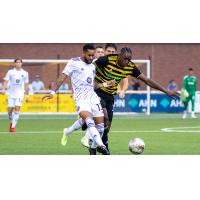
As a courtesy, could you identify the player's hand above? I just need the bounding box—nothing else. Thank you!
[166,90,180,99]
[107,79,117,86]
[117,90,126,98]
[42,94,54,101]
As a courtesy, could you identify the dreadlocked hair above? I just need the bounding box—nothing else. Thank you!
[120,47,132,55]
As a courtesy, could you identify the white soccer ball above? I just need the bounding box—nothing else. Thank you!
[128,138,145,154]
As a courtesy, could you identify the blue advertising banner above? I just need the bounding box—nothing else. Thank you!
[114,93,184,113]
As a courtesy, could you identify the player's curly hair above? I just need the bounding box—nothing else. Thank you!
[120,47,132,55]
[83,43,95,52]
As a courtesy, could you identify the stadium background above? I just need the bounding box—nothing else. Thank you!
[0,44,200,113]
[0,43,200,89]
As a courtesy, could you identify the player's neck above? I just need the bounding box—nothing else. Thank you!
[15,67,22,71]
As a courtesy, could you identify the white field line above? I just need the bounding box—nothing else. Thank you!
[1,127,200,134]
[0,130,162,134]
[161,126,200,133]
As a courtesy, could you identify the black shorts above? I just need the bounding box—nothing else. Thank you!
[95,89,114,123]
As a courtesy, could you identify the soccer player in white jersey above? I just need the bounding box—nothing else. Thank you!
[42,44,115,155]
[2,58,29,132]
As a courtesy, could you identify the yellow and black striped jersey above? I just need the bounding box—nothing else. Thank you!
[94,54,141,95]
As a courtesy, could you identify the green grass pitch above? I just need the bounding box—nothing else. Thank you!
[0,113,200,155]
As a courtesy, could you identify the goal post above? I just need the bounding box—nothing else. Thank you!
[0,58,151,115]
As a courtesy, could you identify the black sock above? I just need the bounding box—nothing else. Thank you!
[89,148,96,155]
[81,122,88,131]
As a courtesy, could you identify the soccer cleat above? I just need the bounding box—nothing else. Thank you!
[191,113,197,119]
[182,112,187,119]
[61,128,68,146]
[98,145,110,155]
[9,123,16,132]
[81,135,89,148]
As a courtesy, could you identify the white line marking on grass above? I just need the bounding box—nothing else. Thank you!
[0,130,162,134]
[161,126,200,133]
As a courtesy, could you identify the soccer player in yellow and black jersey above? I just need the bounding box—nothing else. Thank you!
[93,47,179,154]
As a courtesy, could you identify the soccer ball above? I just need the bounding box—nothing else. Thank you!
[128,138,145,154]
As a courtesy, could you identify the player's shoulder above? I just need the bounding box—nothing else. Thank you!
[21,68,28,74]
[7,68,15,73]
[67,57,81,66]
[183,75,189,80]
[70,57,81,63]
[95,55,109,66]
[128,60,136,67]
[192,75,197,79]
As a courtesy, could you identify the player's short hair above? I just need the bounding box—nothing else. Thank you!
[188,67,194,71]
[105,43,117,51]
[14,57,23,63]
[83,43,95,52]
[95,45,104,50]
[120,47,132,55]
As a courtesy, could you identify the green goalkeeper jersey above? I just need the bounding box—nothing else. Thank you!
[183,75,197,95]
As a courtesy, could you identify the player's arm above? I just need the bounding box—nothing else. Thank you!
[42,73,68,101]
[24,82,29,102]
[94,79,117,89]
[117,78,129,98]
[138,74,179,98]
[1,80,9,94]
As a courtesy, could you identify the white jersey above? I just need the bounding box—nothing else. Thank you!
[62,57,99,104]
[4,68,29,98]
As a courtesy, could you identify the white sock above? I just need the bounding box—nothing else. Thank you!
[96,123,104,138]
[85,117,104,147]
[64,118,83,136]
[12,111,20,128]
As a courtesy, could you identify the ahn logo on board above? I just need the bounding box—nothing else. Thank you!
[128,98,138,109]
[160,98,170,108]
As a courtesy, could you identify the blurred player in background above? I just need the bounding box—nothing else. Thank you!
[2,58,29,132]
[95,45,104,59]
[182,68,197,119]
[104,43,117,55]
[42,44,116,155]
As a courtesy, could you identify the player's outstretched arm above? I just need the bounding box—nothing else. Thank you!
[94,79,117,89]
[42,74,68,101]
[138,74,179,98]
[1,80,9,94]
[117,78,129,98]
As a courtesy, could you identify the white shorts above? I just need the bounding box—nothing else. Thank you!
[76,100,104,118]
[8,97,23,107]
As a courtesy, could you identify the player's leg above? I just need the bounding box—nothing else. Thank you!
[182,96,189,119]
[101,95,114,151]
[191,95,197,118]
[10,98,23,131]
[88,102,106,155]
[61,117,84,146]
[80,97,107,148]
[7,98,15,132]
[80,111,108,154]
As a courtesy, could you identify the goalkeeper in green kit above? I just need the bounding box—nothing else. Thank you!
[182,68,197,119]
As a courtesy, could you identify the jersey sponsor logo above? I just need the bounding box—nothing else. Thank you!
[87,77,92,84]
